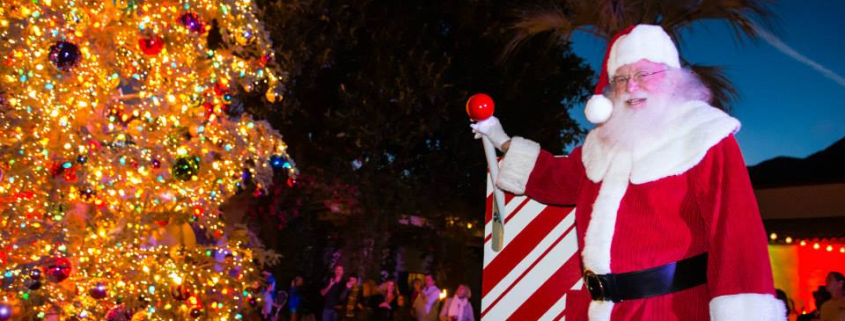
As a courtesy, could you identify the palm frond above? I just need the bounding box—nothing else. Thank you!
[503,0,779,109]
[689,64,739,112]
[662,0,778,43]
[500,6,576,62]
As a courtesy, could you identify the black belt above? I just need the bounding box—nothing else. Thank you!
[583,252,708,302]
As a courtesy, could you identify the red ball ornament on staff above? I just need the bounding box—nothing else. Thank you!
[466,93,506,252]
[466,93,495,121]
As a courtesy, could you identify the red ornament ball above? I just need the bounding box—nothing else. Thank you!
[261,53,273,65]
[138,36,164,55]
[105,305,133,321]
[213,81,229,96]
[45,257,72,283]
[466,93,495,121]
[89,282,108,299]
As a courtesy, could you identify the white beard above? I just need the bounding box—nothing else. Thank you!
[596,92,678,152]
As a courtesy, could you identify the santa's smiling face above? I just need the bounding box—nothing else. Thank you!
[610,59,672,110]
[599,59,681,150]
[597,56,713,150]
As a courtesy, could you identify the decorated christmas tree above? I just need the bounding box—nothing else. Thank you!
[0,0,296,319]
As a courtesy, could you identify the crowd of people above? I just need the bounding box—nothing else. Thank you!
[260,264,475,321]
[258,268,844,321]
[774,271,845,321]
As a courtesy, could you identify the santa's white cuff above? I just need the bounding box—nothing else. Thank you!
[710,293,787,321]
[497,137,540,194]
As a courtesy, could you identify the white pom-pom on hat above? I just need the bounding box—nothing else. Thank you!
[585,94,613,124]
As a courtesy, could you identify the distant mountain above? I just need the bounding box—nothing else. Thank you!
[748,136,845,188]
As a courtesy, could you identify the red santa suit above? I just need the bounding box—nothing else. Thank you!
[494,99,785,321]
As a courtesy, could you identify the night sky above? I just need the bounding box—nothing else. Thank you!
[567,0,845,165]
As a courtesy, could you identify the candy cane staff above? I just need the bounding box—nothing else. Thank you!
[467,93,507,252]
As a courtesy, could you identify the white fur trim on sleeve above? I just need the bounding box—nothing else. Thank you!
[496,137,540,195]
[710,293,787,321]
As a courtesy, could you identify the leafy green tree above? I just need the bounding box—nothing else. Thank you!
[250,0,593,284]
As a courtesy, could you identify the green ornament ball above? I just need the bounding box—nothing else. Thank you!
[171,156,201,181]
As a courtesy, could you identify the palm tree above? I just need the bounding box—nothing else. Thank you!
[502,0,779,110]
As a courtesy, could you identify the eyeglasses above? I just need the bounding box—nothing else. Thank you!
[609,70,667,90]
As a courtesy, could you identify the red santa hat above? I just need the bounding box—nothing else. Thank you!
[584,24,682,124]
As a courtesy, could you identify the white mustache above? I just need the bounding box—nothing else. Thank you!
[617,94,649,106]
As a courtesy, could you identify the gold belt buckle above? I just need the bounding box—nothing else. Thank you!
[584,270,605,301]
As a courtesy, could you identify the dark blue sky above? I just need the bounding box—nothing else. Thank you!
[568,0,845,165]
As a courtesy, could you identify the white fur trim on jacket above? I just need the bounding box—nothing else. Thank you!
[710,293,787,321]
[582,100,740,185]
[496,137,540,195]
[588,300,614,321]
[582,152,631,321]
[582,152,631,275]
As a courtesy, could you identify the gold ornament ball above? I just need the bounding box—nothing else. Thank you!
[266,87,283,103]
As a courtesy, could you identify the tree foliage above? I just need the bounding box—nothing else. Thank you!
[249,0,593,279]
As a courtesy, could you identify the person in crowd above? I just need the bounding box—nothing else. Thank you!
[372,279,400,321]
[798,286,831,321]
[439,285,474,321]
[413,274,441,321]
[261,271,277,320]
[342,275,364,321]
[288,276,305,321]
[321,264,350,321]
[821,272,845,321]
[407,278,423,320]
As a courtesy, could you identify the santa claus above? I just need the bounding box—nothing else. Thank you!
[472,24,785,321]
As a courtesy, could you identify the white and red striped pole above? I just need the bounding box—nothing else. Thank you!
[467,93,507,251]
